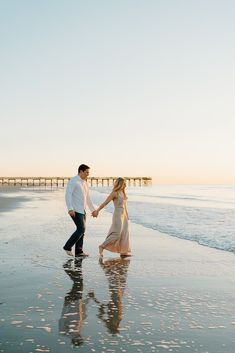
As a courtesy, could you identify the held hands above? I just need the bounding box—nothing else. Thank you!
[69,210,99,218]
[92,210,99,218]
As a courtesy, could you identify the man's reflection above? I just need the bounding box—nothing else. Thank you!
[59,258,94,347]
[98,257,130,334]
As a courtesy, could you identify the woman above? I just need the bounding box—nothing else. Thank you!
[95,177,131,257]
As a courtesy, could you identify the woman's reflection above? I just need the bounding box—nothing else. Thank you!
[59,258,95,347]
[98,257,130,334]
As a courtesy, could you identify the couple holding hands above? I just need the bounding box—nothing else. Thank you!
[63,164,131,258]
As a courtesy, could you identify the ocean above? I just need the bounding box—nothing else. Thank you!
[90,184,235,254]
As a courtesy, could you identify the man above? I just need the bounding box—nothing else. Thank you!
[63,164,97,257]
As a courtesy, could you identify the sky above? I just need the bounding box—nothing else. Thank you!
[1,0,235,184]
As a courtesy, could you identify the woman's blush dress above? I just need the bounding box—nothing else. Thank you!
[100,192,131,254]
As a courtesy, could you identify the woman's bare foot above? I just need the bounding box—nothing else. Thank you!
[99,246,103,257]
[65,250,73,257]
[120,253,132,258]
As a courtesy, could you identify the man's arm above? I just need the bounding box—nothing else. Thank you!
[65,178,76,214]
[86,189,96,213]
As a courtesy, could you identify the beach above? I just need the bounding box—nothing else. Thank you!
[0,187,235,353]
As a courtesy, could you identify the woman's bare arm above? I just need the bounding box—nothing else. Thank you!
[124,204,129,219]
[97,191,116,212]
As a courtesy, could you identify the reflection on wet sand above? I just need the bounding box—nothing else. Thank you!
[98,257,130,334]
[59,257,130,346]
[59,258,95,347]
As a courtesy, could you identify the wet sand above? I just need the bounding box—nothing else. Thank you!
[0,187,235,353]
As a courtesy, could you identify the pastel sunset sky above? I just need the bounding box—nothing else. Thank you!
[1,0,235,183]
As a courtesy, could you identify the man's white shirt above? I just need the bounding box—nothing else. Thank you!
[65,175,95,214]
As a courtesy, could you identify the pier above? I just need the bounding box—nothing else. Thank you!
[0,177,152,187]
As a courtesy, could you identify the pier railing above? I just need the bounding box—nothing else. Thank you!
[0,177,152,187]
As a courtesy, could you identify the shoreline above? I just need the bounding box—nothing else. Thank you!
[1,186,234,256]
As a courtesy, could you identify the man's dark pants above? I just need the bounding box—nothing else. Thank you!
[63,212,86,256]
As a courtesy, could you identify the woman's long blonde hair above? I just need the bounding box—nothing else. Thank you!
[112,177,127,198]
